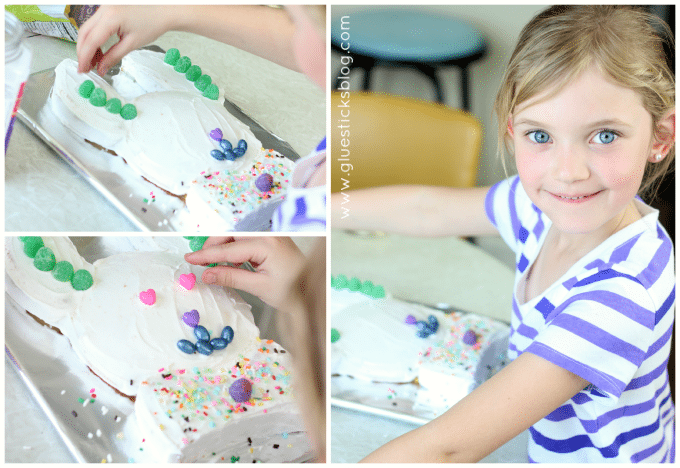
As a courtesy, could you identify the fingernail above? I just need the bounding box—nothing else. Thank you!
[203,272,216,284]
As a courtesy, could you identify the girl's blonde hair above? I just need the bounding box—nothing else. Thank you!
[495,5,675,200]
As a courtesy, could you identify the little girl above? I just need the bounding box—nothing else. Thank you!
[333,6,674,463]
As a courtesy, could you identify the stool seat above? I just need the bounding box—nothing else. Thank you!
[331,10,485,63]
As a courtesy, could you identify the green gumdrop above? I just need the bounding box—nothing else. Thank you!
[331,328,341,343]
[52,261,74,282]
[371,285,386,299]
[189,236,209,252]
[72,269,93,291]
[185,65,202,82]
[164,48,180,65]
[194,74,211,92]
[208,263,218,268]
[183,236,195,240]
[360,281,375,296]
[334,274,348,289]
[89,88,107,107]
[174,56,191,73]
[105,98,122,114]
[203,83,219,100]
[78,80,95,98]
[34,247,56,272]
[120,103,137,120]
[348,277,362,292]
[23,237,44,258]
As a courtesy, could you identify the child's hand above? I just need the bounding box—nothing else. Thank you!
[184,237,305,312]
[76,5,173,75]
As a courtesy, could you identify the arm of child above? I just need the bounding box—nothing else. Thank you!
[361,351,588,463]
[77,5,297,76]
[331,185,498,237]
[184,236,305,313]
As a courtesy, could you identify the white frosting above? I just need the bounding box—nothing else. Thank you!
[113,49,225,104]
[5,236,311,462]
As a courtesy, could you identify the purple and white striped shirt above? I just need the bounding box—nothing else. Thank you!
[485,176,675,463]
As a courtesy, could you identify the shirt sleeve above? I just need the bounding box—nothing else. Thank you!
[524,276,656,402]
[484,175,534,255]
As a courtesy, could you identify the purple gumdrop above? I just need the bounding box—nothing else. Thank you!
[255,174,274,192]
[462,329,478,346]
[404,314,417,325]
[229,378,252,402]
[182,309,200,328]
[209,128,223,141]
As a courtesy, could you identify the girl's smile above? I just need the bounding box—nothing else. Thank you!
[510,65,661,242]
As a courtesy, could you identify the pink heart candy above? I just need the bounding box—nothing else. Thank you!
[139,289,156,305]
[179,273,196,291]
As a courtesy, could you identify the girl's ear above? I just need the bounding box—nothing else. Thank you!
[650,109,675,162]
[507,117,515,138]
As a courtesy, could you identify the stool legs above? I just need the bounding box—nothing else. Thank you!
[414,64,445,104]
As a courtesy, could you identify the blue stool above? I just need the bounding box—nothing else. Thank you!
[332,9,487,111]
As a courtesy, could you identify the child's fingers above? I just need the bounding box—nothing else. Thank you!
[184,239,270,267]
[202,236,236,249]
[77,14,116,73]
[202,265,268,296]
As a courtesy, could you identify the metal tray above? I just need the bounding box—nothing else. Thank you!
[16,47,299,232]
[5,237,312,463]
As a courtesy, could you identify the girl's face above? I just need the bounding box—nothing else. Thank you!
[286,5,326,90]
[510,66,664,238]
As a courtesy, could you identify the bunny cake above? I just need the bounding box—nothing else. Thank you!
[46,49,294,230]
[5,237,310,462]
[331,275,511,412]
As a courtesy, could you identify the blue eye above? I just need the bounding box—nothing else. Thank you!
[593,130,618,144]
[528,130,551,144]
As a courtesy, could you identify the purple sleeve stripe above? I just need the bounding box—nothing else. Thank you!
[546,290,655,330]
[655,287,675,325]
[526,341,626,396]
[631,418,674,462]
[645,321,674,359]
[637,232,673,286]
[515,322,539,340]
[626,358,672,390]
[508,177,521,242]
[485,181,500,227]
[551,313,646,365]
[546,396,659,433]
[529,412,662,458]
[574,269,643,289]
[608,232,643,264]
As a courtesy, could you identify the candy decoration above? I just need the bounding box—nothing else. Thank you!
[179,273,196,290]
[78,80,95,98]
[232,147,245,158]
[177,339,196,354]
[105,98,122,114]
[89,88,107,107]
[404,315,417,325]
[221,326,234,343]
[255,174,274,192]
[195,74,212,92]
[139,289,156,306]
[203,83,219,100]
[182,310,200,328]
[72,269,93,291]
[237,139,247,151]
[188,236,209,252]
[209,128,223,141]
[52,261,74,282]
[462,330,478,346]
[330,328,341,343]
[210,149,227,161]
[185,65,202,82]
[22,236,44,258]
[195,340,213,355]
[194,325,210,341]
[409,314,439,339]
[34,247,57,271]
[219,139,233,152]
[348,277,362,292]
[120,103,137,120]
[229,378,252,402]
[164,48,181,65]
[174,56,191,73]
[210,337,228,350]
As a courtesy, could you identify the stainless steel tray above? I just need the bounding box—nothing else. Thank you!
[16,47,299,232]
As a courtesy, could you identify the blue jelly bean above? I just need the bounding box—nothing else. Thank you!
[223,149,236,161]
[416,321,428,332]
[219,139,233,152]
[427,315,439,332]
[195,339,213,355]
[177,339,196,354]
[211,149,226,161]
[194,325,210,341]
[210,337,228,350]
[221,326,234,343]
[416,330,431,339]
[232,147,245,158]
[237,139,247,151]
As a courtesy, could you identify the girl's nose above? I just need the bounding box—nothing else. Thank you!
[552,146,590,183]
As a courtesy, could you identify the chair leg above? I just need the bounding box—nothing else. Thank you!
[362,59,376,90]
[460,65,471,112]
[415,64,445,104]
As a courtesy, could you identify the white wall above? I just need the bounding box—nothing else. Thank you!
[330,5,547,187]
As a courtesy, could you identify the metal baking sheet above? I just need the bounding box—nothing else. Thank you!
[16,46,299,232]
[5,237,313,463]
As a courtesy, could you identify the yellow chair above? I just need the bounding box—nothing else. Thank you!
[332,92,482,193]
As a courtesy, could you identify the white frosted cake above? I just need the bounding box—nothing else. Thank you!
[46,49,294,230]
[331,275,510,411]
[5,237,311,462]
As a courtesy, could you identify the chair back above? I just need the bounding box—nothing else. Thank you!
[332,92,482,192]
